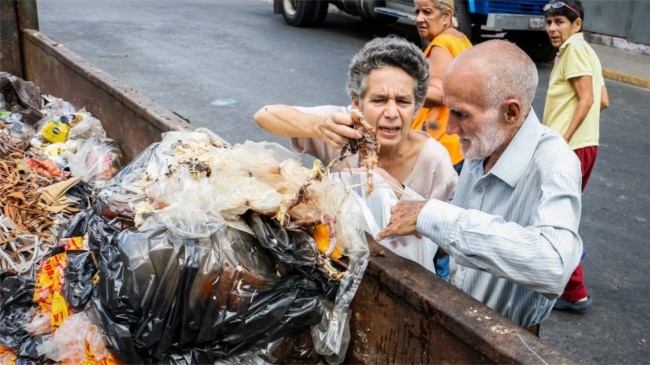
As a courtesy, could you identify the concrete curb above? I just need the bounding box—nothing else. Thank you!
[602,68,650,90]
[585,33,650,90]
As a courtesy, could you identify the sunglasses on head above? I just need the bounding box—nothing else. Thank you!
[543,1,581,18]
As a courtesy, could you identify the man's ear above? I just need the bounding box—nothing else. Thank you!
[503,99,522,125]
[352,97,360,109]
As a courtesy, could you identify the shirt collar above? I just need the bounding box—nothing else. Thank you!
[559,32,584,53]
[467,109,544,187]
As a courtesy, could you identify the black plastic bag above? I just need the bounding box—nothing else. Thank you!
[59,209,94,239]
[64,180,95,211]
[0,273,50,363]
[0,72,43,125]
[91,215,324,363]
[63,250,97,312]
[0,273,36,350]
[243,212,340,300]
[88,298,144,364]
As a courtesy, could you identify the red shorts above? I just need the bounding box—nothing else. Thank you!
[574,146,598,192]
[562,146,599,301]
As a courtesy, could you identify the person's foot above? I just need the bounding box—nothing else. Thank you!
[553,296,592,313]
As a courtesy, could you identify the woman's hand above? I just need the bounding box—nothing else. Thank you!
[315,112,363,149]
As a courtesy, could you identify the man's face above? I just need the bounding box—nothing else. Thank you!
[444,71,508,160]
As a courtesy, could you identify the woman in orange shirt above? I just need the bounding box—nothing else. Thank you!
[411,0,472,171]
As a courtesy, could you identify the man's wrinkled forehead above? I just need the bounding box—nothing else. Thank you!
[444,62,487,105]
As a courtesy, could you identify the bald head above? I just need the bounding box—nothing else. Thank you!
[446,40,538,113]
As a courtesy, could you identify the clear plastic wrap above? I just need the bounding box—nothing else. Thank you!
[41,95,76,119]
[36,311,115,364]
[0,113,35,152]
[66,136,125,186]
[89,128,369,363]
[334,171,440,274]
[66,111,107,140]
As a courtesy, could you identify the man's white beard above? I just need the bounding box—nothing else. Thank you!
[461,113,507,160]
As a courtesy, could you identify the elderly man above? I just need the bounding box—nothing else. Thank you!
[379,40,583,333]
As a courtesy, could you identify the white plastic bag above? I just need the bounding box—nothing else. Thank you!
[333,171,439,274]
[36,311,112,364]
[66,136,124,186]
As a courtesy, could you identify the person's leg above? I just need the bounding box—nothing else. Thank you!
[434,249,450,281]
[555,146,598,312]
[577,146,598,191]
[435,151,461,280]
[561,262,588,301]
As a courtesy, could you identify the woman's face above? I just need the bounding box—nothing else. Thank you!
[545,15,582,48]
[415,0,451,41]
[353,66,417,149]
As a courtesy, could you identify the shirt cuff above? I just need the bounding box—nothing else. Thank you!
[416,199,465,250]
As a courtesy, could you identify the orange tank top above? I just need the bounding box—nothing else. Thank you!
[410,34,472,165]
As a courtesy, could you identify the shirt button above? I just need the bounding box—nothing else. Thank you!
[476,187,483,194]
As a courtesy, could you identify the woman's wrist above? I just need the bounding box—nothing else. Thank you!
[314,114,328,139]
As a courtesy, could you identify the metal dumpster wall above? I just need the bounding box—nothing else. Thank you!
[20,29,193,162]
[18,28,577,364]
[347,239,578,364]
[0,0,38,78]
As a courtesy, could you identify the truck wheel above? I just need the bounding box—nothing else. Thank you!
[359,0,398,25]
[506,31,557,63]
[281,0,329,27]
[454,0,473,40]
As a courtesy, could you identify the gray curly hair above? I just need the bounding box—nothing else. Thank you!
[346,36,430,110]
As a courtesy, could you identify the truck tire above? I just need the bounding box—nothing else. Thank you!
[506,31,557,63]
[454,0,473,40]
[359,0,398,25]
[281,0,329,27]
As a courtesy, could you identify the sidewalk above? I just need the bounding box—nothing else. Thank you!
[586,33,650,90]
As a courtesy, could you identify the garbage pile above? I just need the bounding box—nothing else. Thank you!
[0,73,123,275]
[0,72,125,364]
[0,72,369,364]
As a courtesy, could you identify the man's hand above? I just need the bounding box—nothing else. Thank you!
[378,200,428,239]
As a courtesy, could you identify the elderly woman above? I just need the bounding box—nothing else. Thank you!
[254,36,457,203]
[410,0,473,170]
[255,36,457,278]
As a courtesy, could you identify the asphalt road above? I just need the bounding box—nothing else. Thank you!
[37,0,650,363]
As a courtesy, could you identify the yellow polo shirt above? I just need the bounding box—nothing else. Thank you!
[543,33,604,150]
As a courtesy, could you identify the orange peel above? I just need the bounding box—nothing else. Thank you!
[313,223,343,260]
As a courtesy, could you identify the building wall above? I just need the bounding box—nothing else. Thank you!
[583,0,650,46]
